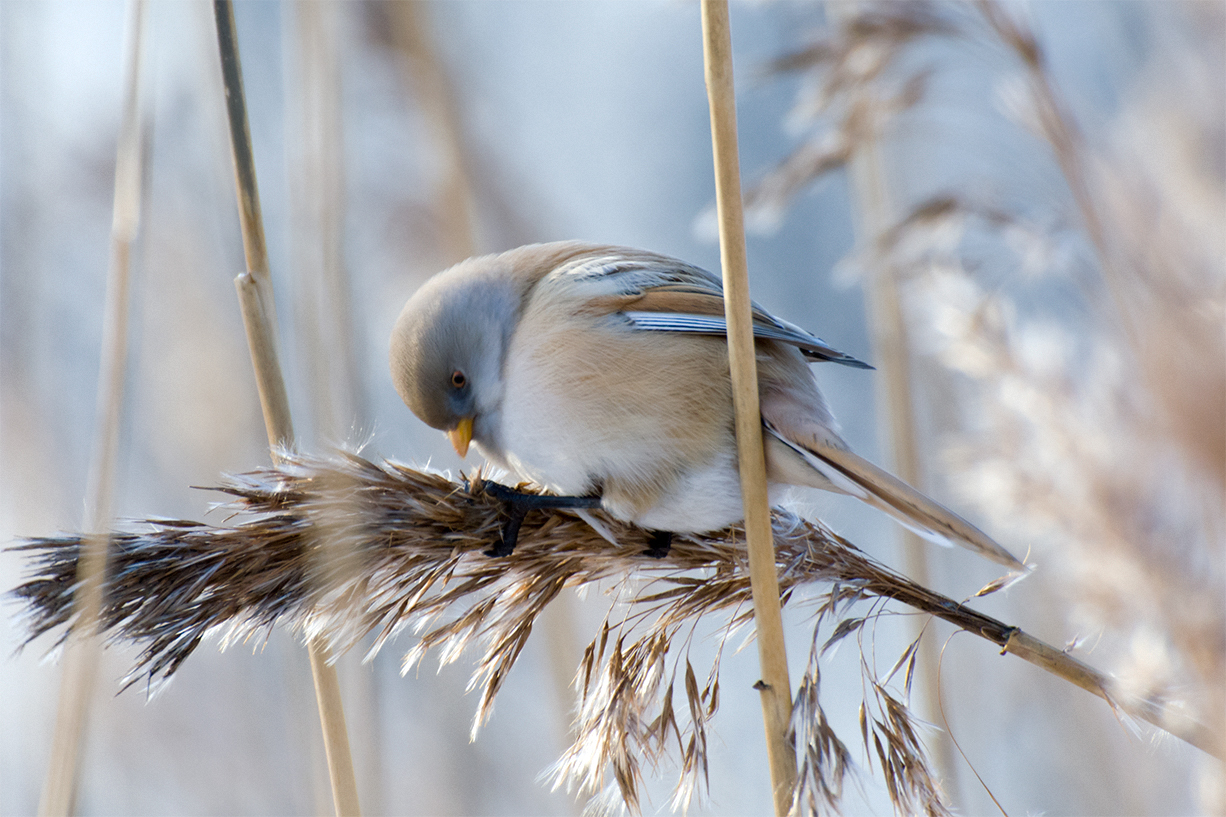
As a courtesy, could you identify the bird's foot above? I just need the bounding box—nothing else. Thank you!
[481,482,602,557]
[644,530,673,559]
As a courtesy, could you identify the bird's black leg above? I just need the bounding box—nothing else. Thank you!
[481,482,602,557]
[644,530,673,559]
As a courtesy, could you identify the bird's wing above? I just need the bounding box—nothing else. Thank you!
[553,251,872,369]
[764,423,1028,571]
[623,311,872,369]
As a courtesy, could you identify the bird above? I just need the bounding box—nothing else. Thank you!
[389,241,1023,569]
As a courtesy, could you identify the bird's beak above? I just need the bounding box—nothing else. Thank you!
[447,417,473,458]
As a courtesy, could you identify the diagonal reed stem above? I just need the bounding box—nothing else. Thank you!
[700,2,798,814]
[212,3,360,814]
[38,3,146,813]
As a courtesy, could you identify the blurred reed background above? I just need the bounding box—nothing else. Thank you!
[1,2,1220,815]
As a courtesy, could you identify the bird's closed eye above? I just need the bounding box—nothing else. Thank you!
[450,370,467,389]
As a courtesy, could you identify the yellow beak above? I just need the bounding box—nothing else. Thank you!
[446,417,473,458]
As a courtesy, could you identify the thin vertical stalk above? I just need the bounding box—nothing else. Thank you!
[288,3,382,811]
[212,3,360,815]
[213,0,293,448]
[826,0,959,792]
[700,2,797,814]
[847,127,956,779]
[38,3,146,813]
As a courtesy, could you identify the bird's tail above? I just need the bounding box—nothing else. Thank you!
[765,428,1027,571]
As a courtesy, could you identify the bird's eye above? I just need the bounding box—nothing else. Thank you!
[450,370,467,389]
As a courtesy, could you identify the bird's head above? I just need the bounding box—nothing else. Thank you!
[389,260,522,457]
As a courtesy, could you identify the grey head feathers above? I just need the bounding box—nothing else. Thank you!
[390,242,619,442]
[389,258,524,434]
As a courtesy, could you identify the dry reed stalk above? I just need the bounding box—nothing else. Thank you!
[822,0,959,792]
[38,3,146,813]
[700,2,797,813]
[213,2,360,813]
[213,0,293,449]
[287,4,381,812]
[292,4,390,812]
[288,4,387,809]
[9,451,1220,814]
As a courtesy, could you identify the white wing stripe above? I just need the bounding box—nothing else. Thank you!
[625,311,833,348]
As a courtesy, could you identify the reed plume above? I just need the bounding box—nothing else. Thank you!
[12,450,1216,814]
[13,451,941,812]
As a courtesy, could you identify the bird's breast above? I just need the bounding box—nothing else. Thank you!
[495,292,742,529]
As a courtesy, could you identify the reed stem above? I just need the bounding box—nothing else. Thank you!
[823,0,960,792]
[213,3,360,813]
[38,3,146,813]
[700,2,798,813]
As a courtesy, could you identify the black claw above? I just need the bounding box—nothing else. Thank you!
[644,530,673,559]
[485,504,527,558]
[480,482,601,557]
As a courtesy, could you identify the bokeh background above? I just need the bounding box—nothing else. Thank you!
[2,2,1221,815]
